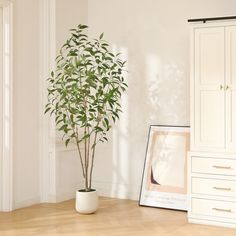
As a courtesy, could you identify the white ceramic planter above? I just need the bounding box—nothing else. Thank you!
[75,189,98,214]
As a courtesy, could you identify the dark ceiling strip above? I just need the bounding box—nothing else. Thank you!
[188,16,236,23]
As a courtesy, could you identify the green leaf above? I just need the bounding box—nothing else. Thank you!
[59,124,67,131]
[103,136,108,142]
[99,33,104,40]
[104,118,109,127]
[65,138,70,147]
[56,119,63,125]
[102,43,109,47]
[79,24,88,29]
[82,134,90,140]
[44,107,51,114]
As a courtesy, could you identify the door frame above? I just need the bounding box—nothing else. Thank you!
[39,0,57,203]
[0,0,13,212]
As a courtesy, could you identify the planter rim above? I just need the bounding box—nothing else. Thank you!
[77,189,96,193]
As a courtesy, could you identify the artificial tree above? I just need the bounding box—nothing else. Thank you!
[45,24,127,192]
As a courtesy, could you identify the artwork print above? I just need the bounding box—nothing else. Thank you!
[139,125,190,211]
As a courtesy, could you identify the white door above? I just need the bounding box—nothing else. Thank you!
[0,3,13,211]
[226,26,236,151]
[0,7,2,211]
[194,27,225,150]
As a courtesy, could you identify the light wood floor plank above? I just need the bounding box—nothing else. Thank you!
[0,197,236,235]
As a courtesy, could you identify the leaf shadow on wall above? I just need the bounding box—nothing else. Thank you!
[93,47,189,199]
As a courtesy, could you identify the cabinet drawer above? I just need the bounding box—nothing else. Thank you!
[192,177,236,198]
[192,198,236,219]
[192,156,236,176]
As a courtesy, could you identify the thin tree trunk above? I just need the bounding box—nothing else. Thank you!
[89,132,98,189]
[75,138,85,178]
[87,126,91,190]
[84,126,88,191]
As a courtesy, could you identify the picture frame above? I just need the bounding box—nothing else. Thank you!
[139,125,190,211]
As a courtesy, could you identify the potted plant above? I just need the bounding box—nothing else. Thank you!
[45,24,127,214]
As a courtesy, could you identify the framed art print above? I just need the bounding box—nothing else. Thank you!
[139,125,190,211]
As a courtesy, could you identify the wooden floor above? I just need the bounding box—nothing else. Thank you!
[0,197,236,236]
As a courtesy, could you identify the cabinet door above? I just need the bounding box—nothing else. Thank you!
[226,26,236,151]
[194,27,225,150]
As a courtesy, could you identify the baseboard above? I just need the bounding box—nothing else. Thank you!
[93,181,140,201]
[56,189,77,203]
[13,195,41,210]
[54,181,140,203]
[188,217,236,229]
[41,191,77,203]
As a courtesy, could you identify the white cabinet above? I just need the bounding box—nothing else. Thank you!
[189,21,236,228]
[192,26,236,152]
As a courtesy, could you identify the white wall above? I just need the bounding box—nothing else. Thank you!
[56,0,87,50]
[55,0,88,201]
[87,0,236,200]
[8,0,88,209]
[6,0,236,210]
[13,0,40,208]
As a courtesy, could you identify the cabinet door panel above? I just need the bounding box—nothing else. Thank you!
[194,27,225,150]
[198,90,224,146]
[226,26,236,151]
[199,30,225,85]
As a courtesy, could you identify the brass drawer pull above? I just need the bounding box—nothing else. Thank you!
[212,165,231,169]
[212,207,232,213]
[213,187,231,191]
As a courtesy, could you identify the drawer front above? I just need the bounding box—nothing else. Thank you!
[192,177,236,198]
[192,156,236,176]
[192,198,236,219]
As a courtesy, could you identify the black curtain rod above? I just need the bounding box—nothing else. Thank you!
[188,16,236,23]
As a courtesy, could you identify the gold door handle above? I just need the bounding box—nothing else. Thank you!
[220,85,224,90]
[213,187,231,191]
[225,85,230,90]
[212,165,231,169]
[212,207,232,213]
